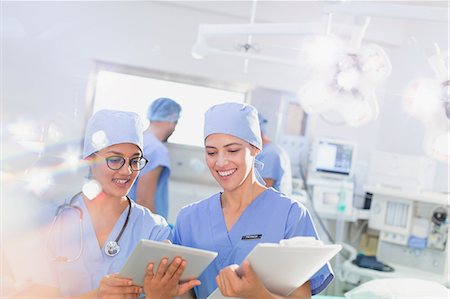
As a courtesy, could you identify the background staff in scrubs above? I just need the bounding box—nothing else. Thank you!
[170,102,334,299]
[129,98,181,219]
[257,112,293,196]
[11,109,196,299]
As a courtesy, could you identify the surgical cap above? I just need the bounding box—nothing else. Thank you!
[147,98,182,122]
[258,112,268,135]
[204,102,262,149]
[83,109,144,159]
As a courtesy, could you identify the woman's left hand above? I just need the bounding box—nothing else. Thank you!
[216,260,270,299]
[143,257,201,299]
[97,274,142,299]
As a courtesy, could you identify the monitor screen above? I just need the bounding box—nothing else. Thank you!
[314,138,355,176]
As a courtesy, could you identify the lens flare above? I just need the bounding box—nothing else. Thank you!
[82,179,102,200]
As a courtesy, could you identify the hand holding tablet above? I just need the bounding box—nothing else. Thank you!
[119,240,218,286]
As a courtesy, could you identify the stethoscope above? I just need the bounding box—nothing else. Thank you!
[47,192,132,262]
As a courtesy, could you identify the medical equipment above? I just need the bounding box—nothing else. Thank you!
[297,25,392,127]
[307,177,355,219]
[311,137,356,178]
[306,137,361,219]
[367,151,436,192]
[342,185,449,287]
[47,192,132,261]
[104,196,131,256]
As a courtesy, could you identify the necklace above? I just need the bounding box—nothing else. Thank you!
[104,197,132,257]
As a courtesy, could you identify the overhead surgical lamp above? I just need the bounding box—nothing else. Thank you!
[403,44,449,163]
[297,17,392,126]
[191,9,392,127]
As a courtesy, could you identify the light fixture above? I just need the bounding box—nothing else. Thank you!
[192,15,391,127]
[191,2,447,64]
[297,18,391,126]
[403,44,449,162]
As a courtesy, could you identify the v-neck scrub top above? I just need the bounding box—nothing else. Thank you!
[172,188,334,299]
[44,194,171,297]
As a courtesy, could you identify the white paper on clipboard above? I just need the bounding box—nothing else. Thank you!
[119,240,218,286]
[207,237,341,299]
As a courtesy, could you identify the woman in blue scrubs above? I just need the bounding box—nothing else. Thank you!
[13,109,198,298]
[171,103,334,299]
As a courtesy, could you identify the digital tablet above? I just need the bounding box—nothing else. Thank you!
[119,240,218,286]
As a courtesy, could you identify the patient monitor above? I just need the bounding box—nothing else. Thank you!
[312,137,356,177]
[307,137,357,219]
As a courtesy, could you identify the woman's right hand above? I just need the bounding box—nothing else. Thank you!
[143,257,201,299]
[97,274,142,299]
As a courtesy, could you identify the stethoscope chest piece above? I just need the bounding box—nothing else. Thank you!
[103,197,132,257]
[104,240,121,257]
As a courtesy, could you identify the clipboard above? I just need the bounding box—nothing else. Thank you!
[208,238,341,298]
[119,240,218,286]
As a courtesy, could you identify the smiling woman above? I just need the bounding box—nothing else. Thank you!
[160,102,335,299]
[6,109,202,298]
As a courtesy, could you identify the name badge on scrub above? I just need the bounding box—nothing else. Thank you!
[241,234,262,240]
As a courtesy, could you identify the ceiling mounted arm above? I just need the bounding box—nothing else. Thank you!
[348,16,371,53]
[196,22,326,37]
[191,22,327,62]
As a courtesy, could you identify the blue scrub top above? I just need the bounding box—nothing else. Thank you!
[44,194,171,297]
[258,142,292,196]
[129,131,171,219]
[172,188,333,298]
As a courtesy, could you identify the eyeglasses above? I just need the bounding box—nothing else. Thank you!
[94,153,148,171]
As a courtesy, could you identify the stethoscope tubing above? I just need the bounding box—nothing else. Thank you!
[46,192,132,262]
[46,192,84,263]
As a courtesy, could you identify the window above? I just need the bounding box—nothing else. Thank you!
[91,64,247,147]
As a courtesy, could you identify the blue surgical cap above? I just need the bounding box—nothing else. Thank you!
[147,98,182,122]
[258,112,268,135]
[83,109,144,159]
[204,102,262,149]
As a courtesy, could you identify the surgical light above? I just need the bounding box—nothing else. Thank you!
[300,35,345,70]
[191,9,393,127]
[297,13,392,127]
[298,37,391,126]
[335,55,361,92]
[403,44,449,162]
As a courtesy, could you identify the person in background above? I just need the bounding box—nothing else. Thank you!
[257,112,293,196]
[9,109,198,298]
[169,102,333,299]
[129,97,181,219]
